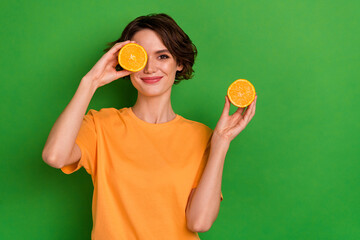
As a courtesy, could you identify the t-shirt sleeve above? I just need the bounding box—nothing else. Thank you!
[60,109,98,175]
[192,128,223,202]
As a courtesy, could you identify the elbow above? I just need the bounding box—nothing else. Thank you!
[42,151,64,169]
[187,220,211,233]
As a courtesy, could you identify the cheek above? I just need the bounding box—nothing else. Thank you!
[129,74,139,87]
[131,72,142,82]
[161,62,178,75]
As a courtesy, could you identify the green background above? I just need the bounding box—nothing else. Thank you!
[1,0,359,239]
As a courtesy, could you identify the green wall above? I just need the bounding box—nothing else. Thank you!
[1,0,359,239]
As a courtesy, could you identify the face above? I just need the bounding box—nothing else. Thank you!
[129,29,183,97]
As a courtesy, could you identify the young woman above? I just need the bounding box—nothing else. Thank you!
[42,13,257,239]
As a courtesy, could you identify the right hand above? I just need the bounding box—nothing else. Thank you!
[83,40,135,88]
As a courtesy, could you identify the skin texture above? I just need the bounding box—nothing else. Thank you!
[128,29,183,124]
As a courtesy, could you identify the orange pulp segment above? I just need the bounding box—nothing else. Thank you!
[118,43,148,72]
[227,79,256,108]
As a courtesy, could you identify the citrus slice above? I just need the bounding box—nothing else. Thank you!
[118,43,147,72]
[227,79,256,108]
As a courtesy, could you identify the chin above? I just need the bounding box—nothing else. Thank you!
[139,85,174,97]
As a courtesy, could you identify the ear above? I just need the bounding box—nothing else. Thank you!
[176,64,183,72]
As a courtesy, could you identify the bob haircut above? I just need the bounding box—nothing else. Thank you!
[104,13,197,85]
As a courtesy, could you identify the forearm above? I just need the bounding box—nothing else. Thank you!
[42,77,97,167]
[186,135,229,231]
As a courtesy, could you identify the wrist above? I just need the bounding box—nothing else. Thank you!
[81,76,98,94]
[211,134,230,149]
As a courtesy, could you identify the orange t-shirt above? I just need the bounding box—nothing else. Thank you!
[61,107,223,239]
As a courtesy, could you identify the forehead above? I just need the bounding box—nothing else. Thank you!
[131,29,168,54]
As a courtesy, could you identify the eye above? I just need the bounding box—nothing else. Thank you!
[159,54,170,60]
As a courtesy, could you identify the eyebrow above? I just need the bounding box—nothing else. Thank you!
[155,49,170,54]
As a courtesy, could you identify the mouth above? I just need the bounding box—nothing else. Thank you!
[141,76,163,84]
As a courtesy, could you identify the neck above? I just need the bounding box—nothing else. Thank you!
[131,92,176,124]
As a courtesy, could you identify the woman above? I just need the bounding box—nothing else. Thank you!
[42,13,257,239]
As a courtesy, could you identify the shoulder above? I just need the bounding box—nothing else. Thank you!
[85,108,119,121]
[179,117,213,139]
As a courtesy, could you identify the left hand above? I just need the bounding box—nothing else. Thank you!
[213,94,257,143]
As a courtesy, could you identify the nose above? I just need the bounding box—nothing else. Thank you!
[143,57,156,74]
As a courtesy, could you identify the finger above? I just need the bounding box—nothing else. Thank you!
[243,100,255,122]
[250,97,257,118]
[242,105,251,118]
[248,103,256,120]
[235,107,246,116]
[116,70,132,79]
[108,40,131,55]
[244,100,256,122]
[222,95,231,117]
[112,40,137,55]
[109,55,119,67]
[243,108,252,123]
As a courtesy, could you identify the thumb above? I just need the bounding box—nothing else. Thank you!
[222,95,230,117]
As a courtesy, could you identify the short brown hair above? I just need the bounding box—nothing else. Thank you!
[104,13,197,85]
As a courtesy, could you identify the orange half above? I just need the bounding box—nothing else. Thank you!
[118,43,148,72]
[227,79,256,108]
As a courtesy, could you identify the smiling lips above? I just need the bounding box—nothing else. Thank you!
[141,76,163,84]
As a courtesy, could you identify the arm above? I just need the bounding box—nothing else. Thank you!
[186,136,229,232]
[186,94,257,232]
[41,77,97,168]
[42,40,134,168]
